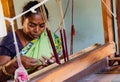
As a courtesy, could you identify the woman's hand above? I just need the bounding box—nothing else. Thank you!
[5,56,38,75]
[20,56,38,69]
[36,56,55,70]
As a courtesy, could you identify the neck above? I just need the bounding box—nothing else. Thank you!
[16,29,32,47]
[21,29,33,41]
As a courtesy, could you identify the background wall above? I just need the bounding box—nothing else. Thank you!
[13,0,104,54]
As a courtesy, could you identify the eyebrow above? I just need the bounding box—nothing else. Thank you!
[29,22,37,25]
[29,21,45,25]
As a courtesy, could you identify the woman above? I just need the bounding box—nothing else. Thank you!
[0,1,62,81]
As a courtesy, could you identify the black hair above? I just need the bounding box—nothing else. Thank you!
[21,1,49,25]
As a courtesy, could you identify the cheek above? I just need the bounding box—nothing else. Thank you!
[40,28,45,32]
[38,28,45,34]
[23,27,33,36]
[23,27,28,33]
[25,27,31,33]
[31,27,45,34]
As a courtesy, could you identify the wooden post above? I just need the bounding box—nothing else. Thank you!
[101,0,115,43]
[101,0,116,66]
[116,0,120,54]
[1,0,17,32]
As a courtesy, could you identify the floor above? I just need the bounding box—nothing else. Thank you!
[79,66,120,82]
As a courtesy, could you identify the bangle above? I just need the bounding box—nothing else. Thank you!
[1,65,11,76]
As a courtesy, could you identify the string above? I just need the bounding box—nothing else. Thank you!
[4,0,49,21]
[102,0,116,18]
[40,3,61,64]
[59,0,69,61]
[55,0,70,33]
[60,0,70,26]
[10,19,22,67]
[3,0,49,81]
[4,0,49,66]
[58,0,65,28]
[56,0,69,61]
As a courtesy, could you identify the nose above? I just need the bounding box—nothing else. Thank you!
[35,26,39,33]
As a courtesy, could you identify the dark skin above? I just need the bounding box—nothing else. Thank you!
[0,56,38,81]
[0,12,54,81]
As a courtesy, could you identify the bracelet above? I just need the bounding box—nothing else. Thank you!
[1,65,11,76]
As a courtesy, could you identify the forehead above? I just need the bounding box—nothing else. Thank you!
[28,13,44,23]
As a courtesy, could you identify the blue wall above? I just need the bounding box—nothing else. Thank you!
[13,0,105,54]
[47,0,104,54]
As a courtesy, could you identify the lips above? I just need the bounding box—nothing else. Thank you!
[33,35,40,38]
[30,32,42,39]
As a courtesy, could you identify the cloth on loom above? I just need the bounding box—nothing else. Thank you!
[20,30,62,65]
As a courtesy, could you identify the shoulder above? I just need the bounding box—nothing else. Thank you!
[0,32,15,58]
[0,32,14,45]
[0,31,22,58]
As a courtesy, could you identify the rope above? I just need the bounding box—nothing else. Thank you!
[3,0,49,81]
[55,0,70,33]
[56,0,69,62]
[102,0,116,18]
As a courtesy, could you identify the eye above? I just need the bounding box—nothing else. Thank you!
[39,23,45,28]
[28,22,37,28]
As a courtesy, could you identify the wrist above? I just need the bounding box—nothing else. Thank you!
[5,58,18,75]
[1,65,11,76]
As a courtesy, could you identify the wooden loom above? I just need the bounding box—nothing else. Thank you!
[28,0,120,82]
[1,0,120,82]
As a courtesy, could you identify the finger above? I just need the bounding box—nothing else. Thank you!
[39,59,48,66]
[29,59,38,65]
[41,56,55,65]
[50,53,54,59]
[21,59,38,68]
[41,56,49,65]
[15,78,19,82]
[42,56,48,61]
[37,65,44,70]
[48,59,55,64]
[24,56,38,63]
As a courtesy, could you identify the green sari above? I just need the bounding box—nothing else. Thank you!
[20,30,62,65]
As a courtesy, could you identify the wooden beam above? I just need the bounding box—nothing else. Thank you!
[101,0,116,62]
[101,0,115,43]
[29,44,101,80]
[116,0,120,54]
[29,42,115,82]
[1,0,17,32]
[109,57,120,61]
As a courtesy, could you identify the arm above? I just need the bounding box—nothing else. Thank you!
[0,55,12,81]
[0,55,38,81]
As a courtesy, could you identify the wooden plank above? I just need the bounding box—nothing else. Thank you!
[109,57,120,61]
[29,43,101,80]
[65,58,107,82]
[29,42,115,82]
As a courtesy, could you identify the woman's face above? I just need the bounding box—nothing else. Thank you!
[23,13,45,39]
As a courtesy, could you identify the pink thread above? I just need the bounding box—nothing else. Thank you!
[15,67,29,82]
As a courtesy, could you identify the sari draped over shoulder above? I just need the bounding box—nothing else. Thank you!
[20,30,62,65]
